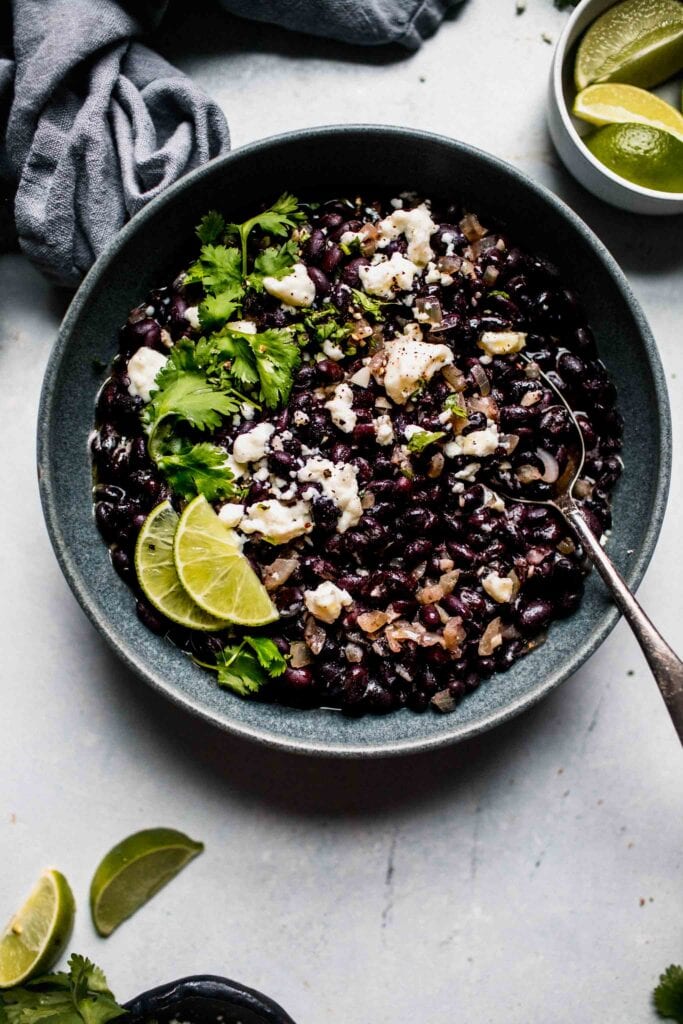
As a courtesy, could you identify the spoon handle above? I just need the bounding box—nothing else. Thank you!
[558,497,683,743]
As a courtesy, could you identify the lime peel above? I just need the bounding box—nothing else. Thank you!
[0,870,75,988]
[90,828,204,938]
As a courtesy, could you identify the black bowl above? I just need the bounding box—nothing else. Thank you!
[38,125,671,755]
[124,975,296,1024]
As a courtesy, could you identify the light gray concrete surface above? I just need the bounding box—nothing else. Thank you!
[1,1,681,1021]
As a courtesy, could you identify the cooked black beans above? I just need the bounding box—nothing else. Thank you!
[92,193,623,717]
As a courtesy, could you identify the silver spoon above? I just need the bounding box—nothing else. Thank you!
[490,356,683,743]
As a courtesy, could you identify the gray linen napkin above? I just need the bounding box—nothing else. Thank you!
[0,0,461,287]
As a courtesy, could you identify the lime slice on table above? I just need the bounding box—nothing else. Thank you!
[135,501,230,631]
[574,0,683,90]
[90,828,203,937]
[585,121,683,191]
[574,82,683,140]
[174,495,278,627]
[0,870,75,987]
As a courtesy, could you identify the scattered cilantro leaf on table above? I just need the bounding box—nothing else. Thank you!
[0,955,126,1024]
[407,430,446,454]
[156,440,243,502]
[654,965,683,1022]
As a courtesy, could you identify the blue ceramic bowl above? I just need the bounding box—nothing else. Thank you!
[124,975,295,1024]
[37,125,671,757]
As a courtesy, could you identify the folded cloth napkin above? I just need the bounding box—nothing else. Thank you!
[0,0,461,287]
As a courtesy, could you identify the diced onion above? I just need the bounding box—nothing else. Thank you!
[471,362,491,396]
[536,448,560,484]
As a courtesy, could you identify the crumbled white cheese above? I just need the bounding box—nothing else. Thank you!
[232,422,275,464]
[322,339,345,361]
[293,410,310,426]
[373,415,395,446]
[358,251,419,299]
[478,331,527,356]
[126,347,168,403]
[324,383,357,433]
[340,230,362,247]
[349,364,372,388]
[304,581,352,624]
[445,424,501,459]
[425,261,454,287]
[482,572,514,603]
[263,264,315,308]
[230,320,258,335]
[184,305,201,330]
[224,453,247,479]
[239,499,313,544]
[403,424,423,440]
[218,503,245,529]
[298,456,362,533]
[381,331,454,405]
[454,461,481,481]
[240,402,255,421]
[376,203,437,267]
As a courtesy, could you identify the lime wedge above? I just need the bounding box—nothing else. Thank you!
[0,870,75,987]
[574,0,683,90]
[135,501,230,631]
[174,495,278,627]
[574,83,683,140]
[90,828,203,937]
[585,121,683,191]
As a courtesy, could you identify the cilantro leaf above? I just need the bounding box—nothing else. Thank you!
[0,955,126,1024]
[210,637,286,696]
[351,289,386,320]
[655,965,683,1022]
[407,430,446,454]
[444,393,467,418]
[226,193,304,276]
[302,305,353,348]
[247,328,302,409]
[196,210,226,245]
[157,440,242,502]
[143,339,241,457]
[198,291,241,332]
[245,636,287,675]
[247,240,299,291]
[185,245,242,294]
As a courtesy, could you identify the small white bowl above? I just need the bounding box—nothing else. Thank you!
[547,0,683,215]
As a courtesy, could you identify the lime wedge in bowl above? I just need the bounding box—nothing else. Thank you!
[0,870,75,987]
[574,0,683,90]
[174,495,278,627]
[574,83,683,140]
[585,121,683,192]
[135,501,231,631]
[90,828,204,937]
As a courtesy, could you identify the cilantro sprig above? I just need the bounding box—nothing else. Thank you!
[226,193,305,277]
[655,965,683,1022]
[0,955,126,1024]
[198,636,287,696]
[444,393,467,418]
[156,440,244,503]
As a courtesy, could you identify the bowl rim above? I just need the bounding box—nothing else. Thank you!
[123,973,295,1024]
[37,123,672,757]
[551,0,683,204]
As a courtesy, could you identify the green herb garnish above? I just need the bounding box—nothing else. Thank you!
[203,637,287,696]
[351,289,386,320]
[655,965,683,1022]
[156,439,244,503]
[444,393,468,418]
[226,193,305,277]
[0,955,126,1024]
[407,430,446,453]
